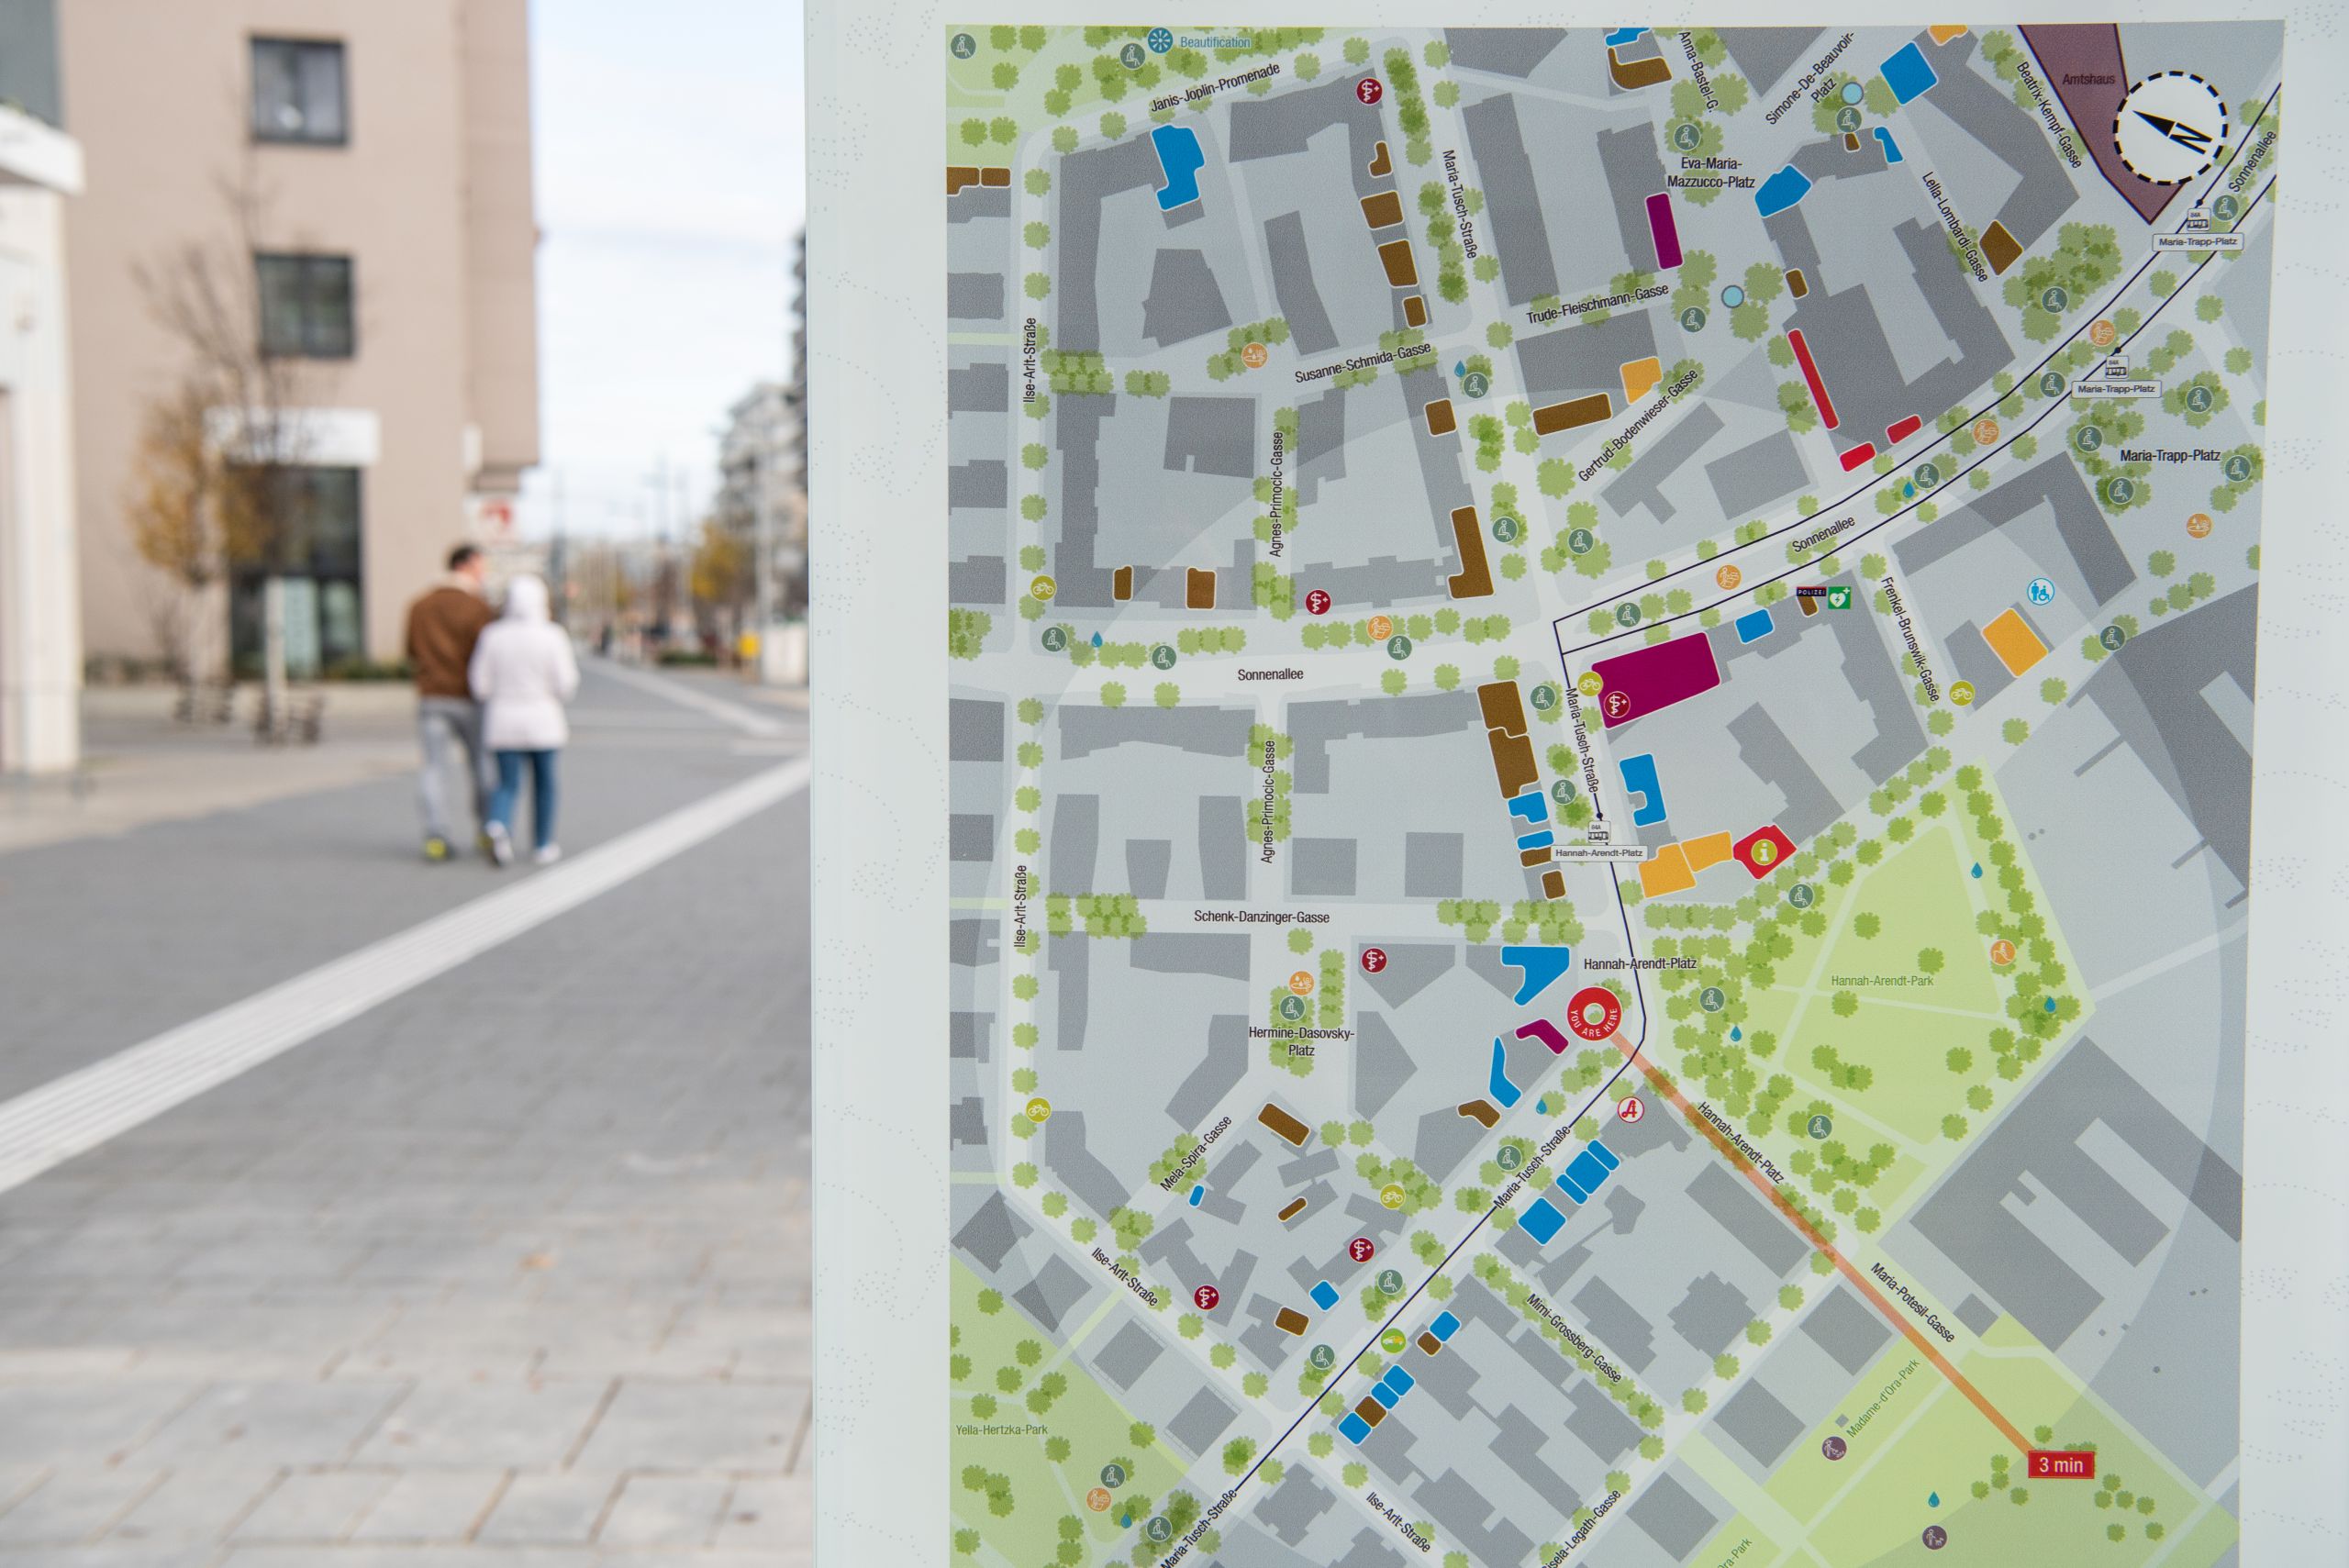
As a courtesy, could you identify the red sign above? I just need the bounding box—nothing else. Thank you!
[1306,588,1332,616]
[1566,986,1623,1041]
[1193,1284,1219,1311]
[1347,1237,1376,1263]
[1356,77,1384,105]
[1617,1096,1645,1123]
[1361,947,1387,973]
[2026,1450,2097,1480]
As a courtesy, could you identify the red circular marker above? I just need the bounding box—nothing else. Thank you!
[1566,986,1623,1041]
[1306,588,1332,616]
[1194,1284,1219,1311]
[1356,77,1384,105]
[1348,1237,1376,1263]
[1604,690,1631,720]
[1617,1095,1645,1124]
[1361,947,1387,973]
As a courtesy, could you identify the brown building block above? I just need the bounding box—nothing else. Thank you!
[1520,846,1553,867]
[1447,506,1494,599]
[1476,680,1527,737]
[1981,219,2022,275]
[1186,567,1217,610]
[947,166,981,195]
[1112,565,1134,601]
[1360,190,1406,229]
[1424,398,1456,436]
[980,166,1011,186]
[1457,1099,1500,1129]
[1275,1307,1310,1336]
[1798,593,1819,617]
[1418,1332,1444,1355]
[1608,51,1672,89]
[1355,1398,1387,1428]
[1531,393,1613,436]
[1257,1103,1309,1146]
[1843,131,1862,151]
[1376,239,1419,287]
[1402,294,1428,328]
[1487,730,1539,800]
[1277,1195,1308,1222]
[1369,139,1392,177]
[1785,267,1809,298]
[1541,868,1567,899]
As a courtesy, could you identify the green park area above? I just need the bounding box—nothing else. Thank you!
[1751,1330,2233,1566]
[951,1260,1196,1564]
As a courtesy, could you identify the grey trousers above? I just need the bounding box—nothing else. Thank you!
[417,696,491,840]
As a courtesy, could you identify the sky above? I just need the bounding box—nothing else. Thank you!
[519,0,806,541]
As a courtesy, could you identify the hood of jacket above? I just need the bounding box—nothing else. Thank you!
[502,574,551,621]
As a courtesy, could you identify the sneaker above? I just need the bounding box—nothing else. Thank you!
[484,822,514,866]
[423,835,451,863]
[533,843,563,866]
[476,829,495,859]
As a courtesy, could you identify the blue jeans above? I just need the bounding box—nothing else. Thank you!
[490,749,560,851]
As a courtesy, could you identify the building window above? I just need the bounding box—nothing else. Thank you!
[251,38,347,145]
[228,467,366,677]
[255,254,355,359]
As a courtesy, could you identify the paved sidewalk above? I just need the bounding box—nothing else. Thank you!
[0,665,812,1564]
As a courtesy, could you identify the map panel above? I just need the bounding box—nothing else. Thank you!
[946,22,2278,1568]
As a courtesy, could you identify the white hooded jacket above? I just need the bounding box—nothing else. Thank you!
[468,575,580,751]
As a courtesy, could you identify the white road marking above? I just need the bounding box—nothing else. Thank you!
[588,659,793,738]
[0,756,812,1196]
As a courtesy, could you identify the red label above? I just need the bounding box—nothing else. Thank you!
[1193,1284,1219,1311]
[1566,986,1623,1041]
[1356,77,1384,105]
[1348,1237,1375,1263]
[1361,947,1387,973]
[1617,1096,1645,1123]
[2026,1451,2097,1480]
[1306,588,1332,616]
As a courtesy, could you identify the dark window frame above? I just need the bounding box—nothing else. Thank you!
[255,252,356,360]
[250,36,349,147]
[228,465,368,677]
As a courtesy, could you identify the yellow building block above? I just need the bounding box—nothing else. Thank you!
[1981,608,2049,677]
[1683,831,1734,873]
[1620,356,1663,405]
[1928,25,1969,43]
[1638,842,1697,899]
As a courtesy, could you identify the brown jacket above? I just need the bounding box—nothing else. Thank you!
[405,582,496,699]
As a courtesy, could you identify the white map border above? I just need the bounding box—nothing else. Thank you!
[806,2,2349,1562]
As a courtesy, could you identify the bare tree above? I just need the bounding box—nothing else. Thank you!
[125,157,320,732]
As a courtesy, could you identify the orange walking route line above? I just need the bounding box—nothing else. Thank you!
[1615,1040,2033,1455]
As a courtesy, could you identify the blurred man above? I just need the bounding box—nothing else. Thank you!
[405,545,498,862]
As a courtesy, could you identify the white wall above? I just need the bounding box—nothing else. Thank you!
[0,175,82,774]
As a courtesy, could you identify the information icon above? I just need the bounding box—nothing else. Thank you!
[1492,515,1521,544]
[2040,370,2065,398]
[2224,453,2254,484]
[1568,528,1597,556]
[2099,624,2127,652]
[1151,644,1177,671]
[1679,306,1708,333]
[2028,577,2055,606]
[1461,370,1491,399]
[1376,1268,1405,1296]
[1041,625,1068,652]
[1100,1462,1128,1489]
[1146,1516,1174,1543]
[1386,635,1413,661]
[1308,1343,1337,1371]
[1809,1113,1833,1140]
[1278,995,1306,1021]
[1614,603,1641,628]
[950,31,977,58]
[1120,41,1146,69]
[1530,684,1559,712]
[1699,985,1726,1013]
[1496,1144,1524,1172]
[1788,882,1817,909]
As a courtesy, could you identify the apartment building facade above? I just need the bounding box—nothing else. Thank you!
[0,0,84,772]
[60,0,540,676]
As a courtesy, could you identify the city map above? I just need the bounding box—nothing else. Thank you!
[944,23,2277,1568]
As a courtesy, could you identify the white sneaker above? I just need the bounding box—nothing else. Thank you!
[485,822,514,866]
[533,843,562,866]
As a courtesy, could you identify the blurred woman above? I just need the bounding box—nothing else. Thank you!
[468,574,580,865]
